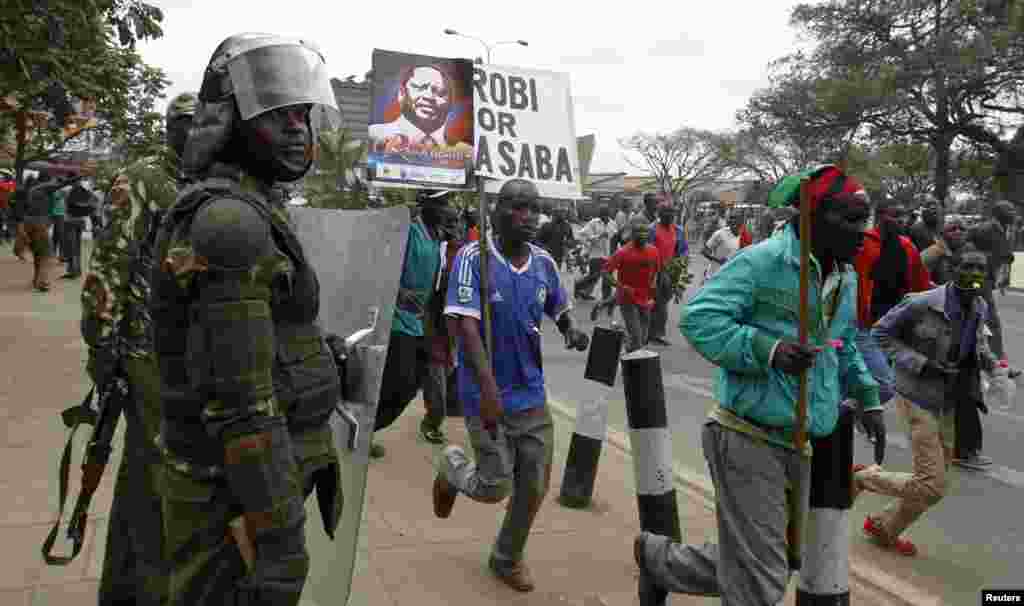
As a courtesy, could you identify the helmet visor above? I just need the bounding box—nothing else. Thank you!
[227,43,340,125]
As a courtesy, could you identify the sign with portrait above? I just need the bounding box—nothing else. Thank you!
[472,64,583,199]
[367,49,475,188]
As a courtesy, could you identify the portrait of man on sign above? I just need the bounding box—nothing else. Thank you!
[368,50,474,188]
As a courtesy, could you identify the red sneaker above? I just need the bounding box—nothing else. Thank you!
[863,517,918,556]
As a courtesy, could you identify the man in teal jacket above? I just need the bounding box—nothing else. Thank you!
[633,166,884,606]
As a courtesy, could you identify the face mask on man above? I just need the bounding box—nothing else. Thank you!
[955,271,986,292]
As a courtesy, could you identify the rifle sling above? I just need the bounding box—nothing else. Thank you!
[42,387,94,565]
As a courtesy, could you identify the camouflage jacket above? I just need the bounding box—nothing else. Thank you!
[81,154,181,361]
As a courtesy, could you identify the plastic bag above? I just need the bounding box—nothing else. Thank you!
[983,361,1017,412]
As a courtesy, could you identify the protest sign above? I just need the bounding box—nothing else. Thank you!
[473,64,583,199]
[367,49,474,188]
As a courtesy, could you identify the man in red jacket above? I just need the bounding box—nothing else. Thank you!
[852,199,931,413]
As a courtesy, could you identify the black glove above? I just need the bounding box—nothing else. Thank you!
[771,342,817,376]
[976,398,989,415]
[565,328,589,352]
[921,359,958,380]
[324,333,348,399]
[238,517,310,605]
[860,409,887,465]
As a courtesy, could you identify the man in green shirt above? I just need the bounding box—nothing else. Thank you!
[371,190,449,457]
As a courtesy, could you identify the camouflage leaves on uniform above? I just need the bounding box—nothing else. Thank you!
[81,156,179,356]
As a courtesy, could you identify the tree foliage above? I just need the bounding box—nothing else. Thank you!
[619,127,732,222]
[744,0,1024,205]
[0,1,166,184]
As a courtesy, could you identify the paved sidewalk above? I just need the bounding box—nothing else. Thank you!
[0,243,925,606]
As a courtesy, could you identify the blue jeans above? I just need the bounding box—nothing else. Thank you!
[857,329,894,406]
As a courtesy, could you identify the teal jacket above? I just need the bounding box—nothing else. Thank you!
[680,224,880,440]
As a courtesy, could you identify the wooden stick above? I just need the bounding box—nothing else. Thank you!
[477,177,492,354]
[795,176,812,451]
[786,176,813,571]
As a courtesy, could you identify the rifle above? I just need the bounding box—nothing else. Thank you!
[42,354,130,565]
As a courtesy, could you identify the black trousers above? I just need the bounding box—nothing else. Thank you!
[954,399,984,457]
[63,218,85,275]
[51,215,65,257]
[374,333,429,432]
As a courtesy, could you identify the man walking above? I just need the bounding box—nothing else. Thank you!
[81,91,196,606]
[856,244,996,556]
[420,203,463,444]
[634,166,881,606]
[574,204,615,301]
[601,216,660,351]
[852,199,931,412]
[922,218,967,285]
[372,190,449,457]
[648,203,687,346]
[18,173,70,291]
[909,198,941,252]
[536,207,575,271]
[700,214,743,282]
[433,179,589,593]
[969,200,1016,361]
[61,179,97,279]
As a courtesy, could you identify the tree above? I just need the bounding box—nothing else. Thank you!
[771,0,1024,203]
[619,127,730,221]
[98,60,170,163]
[0,1,165,185]
[304,128,371,209]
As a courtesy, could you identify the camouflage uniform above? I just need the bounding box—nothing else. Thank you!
[81,93,196,606]
[151,167,343,606]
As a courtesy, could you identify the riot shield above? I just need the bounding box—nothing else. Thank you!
[288,205,410,606]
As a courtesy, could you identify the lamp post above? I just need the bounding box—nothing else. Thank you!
[442,28,528,64]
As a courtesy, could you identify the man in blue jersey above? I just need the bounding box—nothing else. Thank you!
[433,178,590,592]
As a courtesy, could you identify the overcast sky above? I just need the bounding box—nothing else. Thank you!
[140,0,808,174]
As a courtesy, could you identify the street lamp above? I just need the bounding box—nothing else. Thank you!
[443,28,528,64]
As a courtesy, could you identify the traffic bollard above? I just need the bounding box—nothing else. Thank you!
[559,392,611,508]
[621,349,681,542]
[559,325,624,509]
[798,410,855,606]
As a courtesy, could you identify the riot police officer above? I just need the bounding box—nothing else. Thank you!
[149,34,343,606]
[82,91,197,606]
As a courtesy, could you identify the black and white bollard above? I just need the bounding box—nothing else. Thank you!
[621,349,682,542]
[559,392,611,508]
[559,326,624,509]
[797,408,855,606]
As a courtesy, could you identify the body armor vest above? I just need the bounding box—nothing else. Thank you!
[151,178,339,478]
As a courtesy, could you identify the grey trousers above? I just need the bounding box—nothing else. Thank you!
[441,407,554,562]
[619,301,650,352]
[649,275,672,340]
[642,422,811,606]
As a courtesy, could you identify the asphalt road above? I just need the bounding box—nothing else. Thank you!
[540,255,1024,605]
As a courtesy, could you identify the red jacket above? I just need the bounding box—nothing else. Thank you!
[739,225,752,249]
[853,227,931,328]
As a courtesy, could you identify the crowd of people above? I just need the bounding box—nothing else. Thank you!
[5,172,101,291]
[3,29,1021,606]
